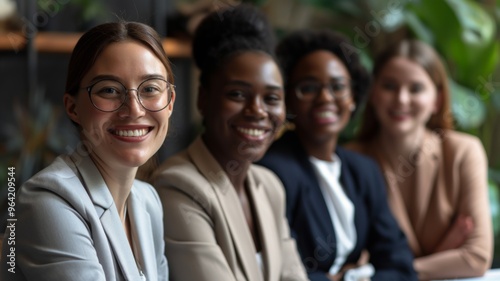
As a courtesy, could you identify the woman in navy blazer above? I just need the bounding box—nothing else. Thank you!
[257,30,417,281]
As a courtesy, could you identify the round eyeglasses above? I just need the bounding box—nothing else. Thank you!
[84,78,175,112]
[295,79,352,101]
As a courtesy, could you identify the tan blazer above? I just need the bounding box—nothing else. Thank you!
[152,137,309,281]
[347,130,493,280]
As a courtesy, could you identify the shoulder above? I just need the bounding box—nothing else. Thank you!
[258,132,304,175]
[19,155,90,209]
[436,130,487,172]
[440,130,484,151]
[337,146,382,174]
[153,150,204,189]
[132,179,163,210]
[152,149,218,209]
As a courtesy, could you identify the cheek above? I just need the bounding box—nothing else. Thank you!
[419,95,439,115]
[270,104,286,124]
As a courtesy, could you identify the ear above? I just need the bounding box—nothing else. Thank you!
[166,88,176,117]
[350,102,357,112]
[63,93,80,125]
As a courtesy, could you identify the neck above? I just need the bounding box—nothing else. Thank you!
[90,154,137,219]
[202,134,251,193]
[377,127,426,168]
[298,133,338,162]
[224,159,251,194]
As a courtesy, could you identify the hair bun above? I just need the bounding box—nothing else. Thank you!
[192,4,274,72]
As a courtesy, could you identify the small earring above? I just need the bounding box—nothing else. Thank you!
[350,104,356,112]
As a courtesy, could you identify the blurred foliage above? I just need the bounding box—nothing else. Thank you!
[1,88,77,184]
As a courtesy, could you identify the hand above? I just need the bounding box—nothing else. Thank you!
[326,264,358,281]
[434,214,474,252]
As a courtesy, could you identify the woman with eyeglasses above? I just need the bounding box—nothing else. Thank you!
[0,21,174,281]
[346,39,492,280]
[257,30,417,281]
[152,5,308,281]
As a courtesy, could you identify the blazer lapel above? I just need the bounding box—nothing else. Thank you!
[367,143,423,256]
[412,131,441,238]
[188,137,262,281]
[128,188,154,280]
[246,170,279,281]
[297,150,336,243]
[73,153,142,280]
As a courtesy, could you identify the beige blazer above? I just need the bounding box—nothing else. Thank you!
[347,130,493,280]
[152,137,309,281]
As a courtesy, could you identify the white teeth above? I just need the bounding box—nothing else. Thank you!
[237,127,265,137]
[114,128,148,137]
[317,111,335,118]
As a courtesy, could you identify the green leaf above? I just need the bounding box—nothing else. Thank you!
[406,0,497,86]
[449,79,487,129]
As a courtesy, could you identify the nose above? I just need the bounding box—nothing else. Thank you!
[396,89,411,104]
[244,97,267,119]
[118,91,146,118]
[317,85,334,102]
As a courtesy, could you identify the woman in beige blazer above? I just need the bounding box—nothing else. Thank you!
[346,39,493,280]
[152,4,308,281]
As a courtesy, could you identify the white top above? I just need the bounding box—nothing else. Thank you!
[309,154,357,275]
[256,252,263,276]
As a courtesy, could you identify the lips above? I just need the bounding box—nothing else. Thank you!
[313,110,338,124]
[388,110,411,121]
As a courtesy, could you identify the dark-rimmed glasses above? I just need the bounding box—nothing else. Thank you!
[84,78,175,112]
[294,79,352,101]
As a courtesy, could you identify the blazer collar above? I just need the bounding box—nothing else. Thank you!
[281,131,337,246]
[70,152,143,280]
[411,130,443,238]
[187,137,263,281]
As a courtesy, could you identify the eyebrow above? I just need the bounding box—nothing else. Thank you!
[88,74,166,84]
[226,80,283,91]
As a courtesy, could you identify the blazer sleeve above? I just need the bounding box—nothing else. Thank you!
[155,171,240,281]
[413,136,493,280]
[2,185,107,281]
[361,160,418,281]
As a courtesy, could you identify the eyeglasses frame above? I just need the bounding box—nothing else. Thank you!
[84,78,175,112]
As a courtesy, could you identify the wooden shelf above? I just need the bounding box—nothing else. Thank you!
[0,32,191,58]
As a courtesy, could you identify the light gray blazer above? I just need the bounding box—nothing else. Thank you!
[0,153,168,281]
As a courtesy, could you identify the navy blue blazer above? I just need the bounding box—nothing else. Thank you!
[257,131,417,281]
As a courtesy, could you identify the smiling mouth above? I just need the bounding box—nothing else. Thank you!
[110,128,151,137]
[236,127,266,137]
[316,111,335,118]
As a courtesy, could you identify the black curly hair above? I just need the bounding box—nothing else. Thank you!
[276,29,370,108]
[192,4,276,87]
